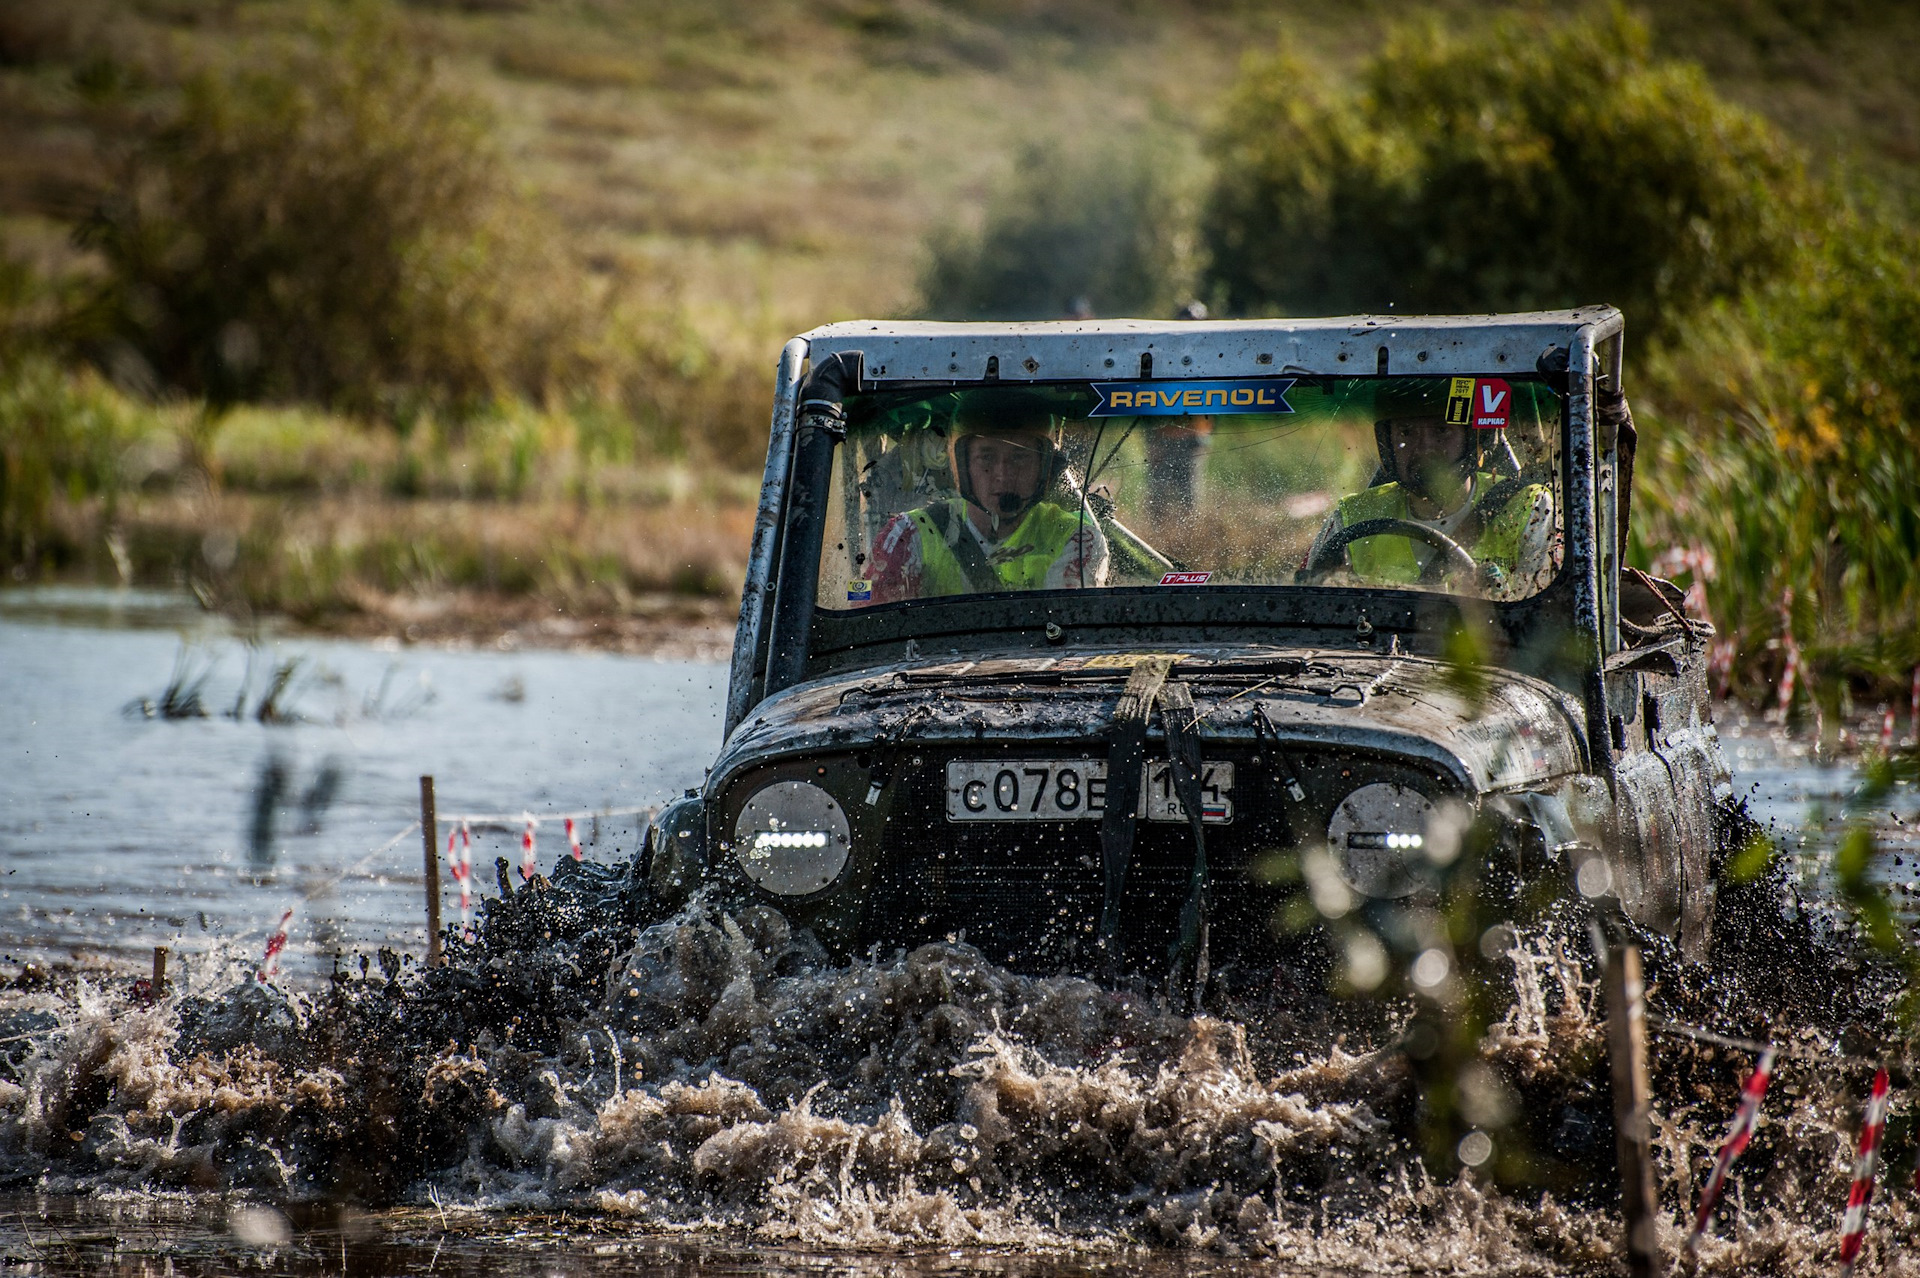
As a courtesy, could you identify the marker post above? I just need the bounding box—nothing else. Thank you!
[419,776,442,966]
[1605,944,1662,1277]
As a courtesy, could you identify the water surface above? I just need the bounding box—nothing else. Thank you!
[0,588,725,978]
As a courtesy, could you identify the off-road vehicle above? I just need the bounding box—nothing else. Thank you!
[644,309,1727,1000]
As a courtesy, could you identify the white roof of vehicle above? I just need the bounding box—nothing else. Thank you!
[800,307,1623,382]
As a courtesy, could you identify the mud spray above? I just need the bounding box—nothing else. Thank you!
[0,833,1912,1274]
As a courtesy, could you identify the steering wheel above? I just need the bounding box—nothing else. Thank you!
[1297,517,1478,585]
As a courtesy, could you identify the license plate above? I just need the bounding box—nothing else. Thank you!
[945,760,1234,823]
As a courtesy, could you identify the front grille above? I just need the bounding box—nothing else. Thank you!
[926,824,1199,965]
[864,751,1297,970]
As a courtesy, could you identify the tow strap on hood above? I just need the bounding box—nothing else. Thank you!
[1094,657,1215,1008]
[1160,680,1211,1012]
[1096,657,1172,976]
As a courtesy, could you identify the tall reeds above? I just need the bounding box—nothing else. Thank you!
[1635,203,1920,700]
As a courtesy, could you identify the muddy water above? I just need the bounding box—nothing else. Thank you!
[0,589,1916,1276]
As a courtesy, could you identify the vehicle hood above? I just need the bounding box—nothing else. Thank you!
[717,648,1589,795]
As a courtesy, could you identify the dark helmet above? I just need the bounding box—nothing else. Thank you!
[1371,379,1474,485]
[946,390,1066,519]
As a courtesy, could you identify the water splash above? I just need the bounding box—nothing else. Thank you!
[0,857,1913,1273]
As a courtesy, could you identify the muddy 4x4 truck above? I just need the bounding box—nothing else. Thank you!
[643,308,1730,1002]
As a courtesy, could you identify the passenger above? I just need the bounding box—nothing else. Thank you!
[866,393,1109,603]
[1305,382,1555,594]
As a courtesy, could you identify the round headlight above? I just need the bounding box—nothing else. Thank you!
[732,780,851,896]
[1327,782,1437,899]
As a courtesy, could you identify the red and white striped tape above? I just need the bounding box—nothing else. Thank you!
[1880,707,1896,755]
[1775,650,1799,721]
[1686,1046,1776,1251]
[1837,1066,1891,1275]
[519,813,538,882]
[1650,545,1716,584]
[458,821,473,928]
[256,906,294,983]
[446,821,474,937]
[1709,638,1735,697]
[1769,590,1801,723]
[565,816,584,862]
[1649,545,1719,634]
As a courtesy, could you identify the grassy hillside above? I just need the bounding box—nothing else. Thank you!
[4,1,1915,348]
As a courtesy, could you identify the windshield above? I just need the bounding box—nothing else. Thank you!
[816,375,1563,611]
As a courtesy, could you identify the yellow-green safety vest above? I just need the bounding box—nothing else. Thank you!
[907,499,1092,596]
[1334,474,1547,584]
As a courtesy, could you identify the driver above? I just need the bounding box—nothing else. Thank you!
[1304,381,1555,593]
[865,392,1109,604]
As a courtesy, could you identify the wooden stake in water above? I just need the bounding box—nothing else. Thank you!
[151,946,168,996]
[420,776,442,967]
[1606,944,1663,1277]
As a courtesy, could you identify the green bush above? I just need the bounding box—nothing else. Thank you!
[0,249,41,366]
[65,5,547,410]
[919,133,1200,320]
[1202,6,1803,339]
[0,357,179,572]
[1634,197,1920,689]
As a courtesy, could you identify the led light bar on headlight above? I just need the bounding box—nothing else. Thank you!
[753,831,831,850]
[732,780,851,896]
[1327,781,1439,899]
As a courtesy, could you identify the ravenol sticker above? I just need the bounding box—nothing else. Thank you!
[1090,378,1295,417]
[1159,571,1212,586]
[1443,377,1513,430]
[847,579,872,602]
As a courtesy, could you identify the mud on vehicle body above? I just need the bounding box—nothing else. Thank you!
[644,309,1730,998]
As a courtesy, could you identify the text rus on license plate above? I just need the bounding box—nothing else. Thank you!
[945,760,1233,823]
